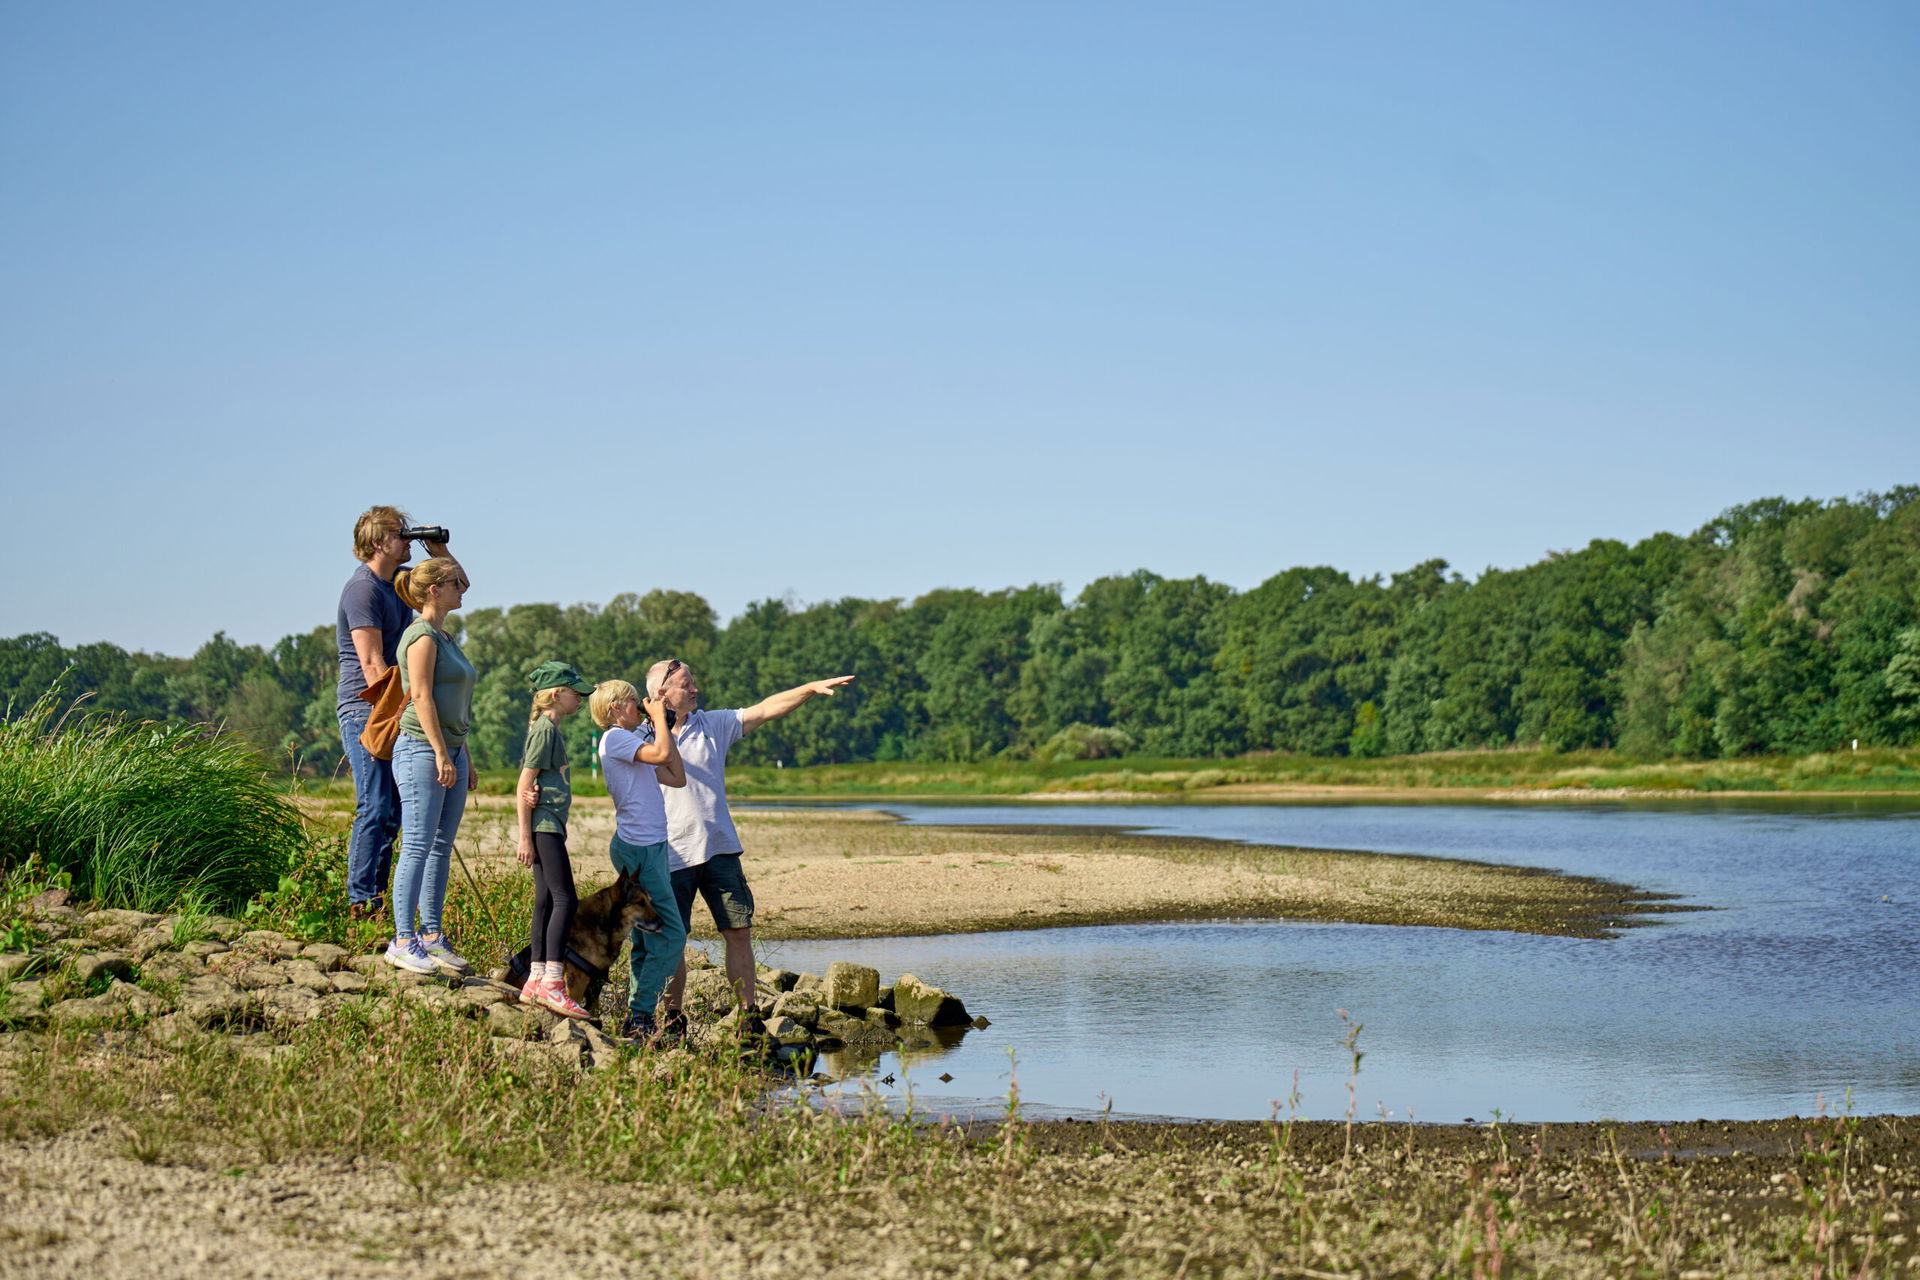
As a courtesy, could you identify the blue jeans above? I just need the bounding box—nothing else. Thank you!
[337,703,401,905]
[392,734,468,940]
[608,836,686,1017]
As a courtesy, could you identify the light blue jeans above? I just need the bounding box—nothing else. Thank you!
[392,734,468,940]
[608,836,687,1017]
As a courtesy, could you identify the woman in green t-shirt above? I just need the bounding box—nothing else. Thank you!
[515,659,597,1019]
[386,556,478,976]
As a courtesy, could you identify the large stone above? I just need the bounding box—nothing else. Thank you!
[1,1004,48,1031]
[259,985,324,1030]
[485,1002,541,1040]
[393,984,460,1014]
[281,961,334,995]
[86,923,138,948]
[175,977,257,1029]
[823,961,880,1010]
[300,943,350,972]
[792,971,824,994]
[684,967,737,1007]
[546,1019,619,1069]
[769,990,822,1025]
[71,952,137,986]
[3,979,47,1010]
[457,983,508,1010]
[106,979,168,1020]
[580,1021,621,1061]
[232,965,292,991]
[891,973,971,1027]
[755,964,799,993]
[200,916,245,942]
[48,994,123,1027]
[316,992,358,1021]
[131,928,175,961]
[0,952,50,983]
[239,930,303,961]
[762,1014,812,1046]
[86,908,164,931]
[141,951,206,984]
[546,1038,590,1071]
[815,1010,893,1047]
[327,970,369,994]
[182,941,230,959]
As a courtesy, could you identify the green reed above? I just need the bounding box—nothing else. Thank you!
[0,685,303,913]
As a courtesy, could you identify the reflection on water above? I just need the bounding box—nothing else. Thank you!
[764,797,1920,1123]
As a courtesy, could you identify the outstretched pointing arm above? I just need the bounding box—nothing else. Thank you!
[741,675,854,734]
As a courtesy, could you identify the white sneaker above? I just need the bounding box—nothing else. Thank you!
[384,937,436,974]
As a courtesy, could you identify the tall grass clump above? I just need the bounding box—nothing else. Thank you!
[0,685,304,913]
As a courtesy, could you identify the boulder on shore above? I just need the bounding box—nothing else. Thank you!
[892,973,971,1027]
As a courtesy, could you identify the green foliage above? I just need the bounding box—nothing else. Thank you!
[4,488,1917,768]
[1034,723,1136,763]
[0,685,302,913]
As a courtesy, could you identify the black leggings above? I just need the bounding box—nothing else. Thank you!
[530,831,578,964]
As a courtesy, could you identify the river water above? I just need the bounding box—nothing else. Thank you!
[758,797,1920,1124]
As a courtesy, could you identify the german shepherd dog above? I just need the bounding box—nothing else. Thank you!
[497,869,665,1012]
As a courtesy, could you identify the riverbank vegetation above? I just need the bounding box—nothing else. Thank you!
[1,989,1913,1277]
[6,489,1919,781]
[1,665,1914,1276]
[0,688,301,914]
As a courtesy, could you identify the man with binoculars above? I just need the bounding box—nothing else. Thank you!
[334,506,455,923]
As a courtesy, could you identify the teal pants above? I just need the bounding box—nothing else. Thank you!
[608,836,687,1017]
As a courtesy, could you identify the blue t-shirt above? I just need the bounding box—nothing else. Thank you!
[335,564,412,711]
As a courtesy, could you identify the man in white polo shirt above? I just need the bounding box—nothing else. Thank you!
[645,657,853,1031]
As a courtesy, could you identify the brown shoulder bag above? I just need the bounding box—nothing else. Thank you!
[357,667,408,761]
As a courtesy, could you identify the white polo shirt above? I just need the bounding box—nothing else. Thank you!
[653,707,746,871]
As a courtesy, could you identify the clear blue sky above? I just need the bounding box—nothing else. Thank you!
[3,2,1915,656]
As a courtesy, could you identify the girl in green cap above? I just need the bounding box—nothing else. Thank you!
[516,660,598,1019]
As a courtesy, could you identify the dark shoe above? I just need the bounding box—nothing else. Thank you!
[618,1012,658,1044]
[658,1008,689,1043]
[348,896,386,924]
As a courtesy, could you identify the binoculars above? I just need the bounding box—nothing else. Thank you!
[401,526,450,544]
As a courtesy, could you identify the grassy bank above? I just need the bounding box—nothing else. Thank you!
[717,746,1920,798]
[283,746,1920,802]
[0,1012,1913,1278]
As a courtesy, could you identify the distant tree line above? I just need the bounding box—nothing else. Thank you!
[6,490,1918,774]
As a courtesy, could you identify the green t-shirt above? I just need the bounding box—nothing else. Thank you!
[522,714,572,834]
[396,621,476,749]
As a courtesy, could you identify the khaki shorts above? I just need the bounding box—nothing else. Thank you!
[670,853,754,932]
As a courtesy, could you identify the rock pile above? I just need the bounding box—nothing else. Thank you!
[0,896,983,1075]
[684,958,986,1060]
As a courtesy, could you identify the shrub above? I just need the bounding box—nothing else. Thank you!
[0,685,304,914]
[1034,723,1136,763]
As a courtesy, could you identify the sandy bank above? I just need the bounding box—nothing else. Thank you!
[419,801,1687,941]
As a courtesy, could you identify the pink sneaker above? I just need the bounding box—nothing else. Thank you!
[530,979,591,1020]
[519,976,542,1004]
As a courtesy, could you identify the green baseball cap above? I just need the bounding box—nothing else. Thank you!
[526,660,596,696]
